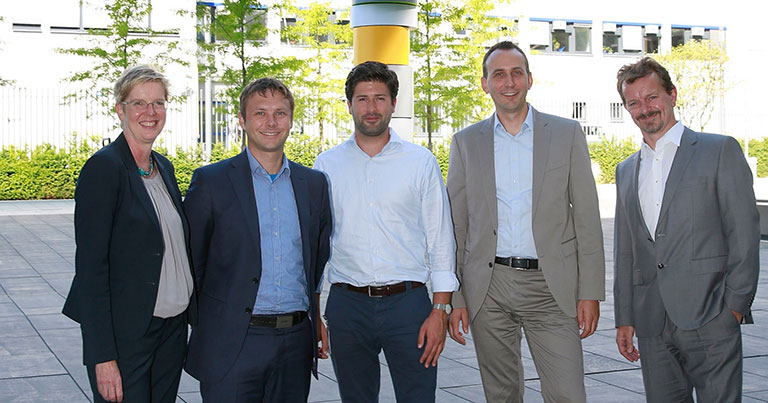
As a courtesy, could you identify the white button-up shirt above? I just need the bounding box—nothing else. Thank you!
[494,105,537,258]
[313,129,459,292]
[638,121,684,239]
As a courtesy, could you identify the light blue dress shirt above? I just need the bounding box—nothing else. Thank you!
[313,129,459,292]
[246,151,309,314]
[494,104,538,259]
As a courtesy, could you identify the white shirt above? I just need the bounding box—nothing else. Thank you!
[313,129,459,292]
[638,121,684,239]
[493,105,537,258]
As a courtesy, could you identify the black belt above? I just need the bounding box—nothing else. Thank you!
[495,256,539,270]
[334,281,424,297]
[250,311,307,328]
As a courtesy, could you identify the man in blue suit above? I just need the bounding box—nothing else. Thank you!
[183,78,332,402]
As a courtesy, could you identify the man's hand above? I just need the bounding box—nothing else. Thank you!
[732,310,743,324]
[577,299,599,339]
[318,318,329,359]
[448,307,470,345]
[616,326,640,362]
[417,309,448,368]
[95,360,123,402]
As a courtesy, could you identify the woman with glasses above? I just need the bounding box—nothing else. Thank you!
[63,65,196,403]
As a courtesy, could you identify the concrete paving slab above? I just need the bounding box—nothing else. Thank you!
[27,312,79,331]
[38,328,91,395]
[0,315,38,338]
[0,335,66,379]
[0,375,89,403]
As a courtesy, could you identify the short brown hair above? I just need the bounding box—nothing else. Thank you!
[114,66,169,104]
[616,57,675,104]
[345,61,399,102]
[482,41,530,78]
[239,77,295,118]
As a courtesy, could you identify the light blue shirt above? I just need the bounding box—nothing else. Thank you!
[313,129,459,292]
[494,105,538,258]
[246,151,309,314]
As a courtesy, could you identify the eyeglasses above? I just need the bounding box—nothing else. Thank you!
[121,99,167,111]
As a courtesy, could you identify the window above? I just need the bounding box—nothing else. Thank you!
[610,102,624,122]
[670,26,725,47]
[603,23,660,54]
[529,19,591,53]
[572,102,586,121]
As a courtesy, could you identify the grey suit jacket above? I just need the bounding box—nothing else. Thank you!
[613,128,759,338]
[447,108,606,321]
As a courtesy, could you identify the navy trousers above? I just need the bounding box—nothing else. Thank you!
[325,283,437,402]
[199,317,313,403]
[87,313,187,403]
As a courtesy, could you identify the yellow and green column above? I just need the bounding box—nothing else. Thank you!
[351,0,417,139]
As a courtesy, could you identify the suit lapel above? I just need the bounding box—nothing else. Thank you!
[657,128,697,227]
[476,117,498,222]
[531,108,551,221]
[289,161,314,287]
[116,134,160,232]
[227,151,262,253]
[626,151,652,239]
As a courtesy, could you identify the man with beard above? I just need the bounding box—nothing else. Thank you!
[313,61,458,402]
[613,57,759,401]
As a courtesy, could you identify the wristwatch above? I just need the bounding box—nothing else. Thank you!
[432,303,452,315]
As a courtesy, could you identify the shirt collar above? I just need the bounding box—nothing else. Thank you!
[246,150,290,180]
[493,104,533,136]
[347,127,403,154]
[640,120,684,155]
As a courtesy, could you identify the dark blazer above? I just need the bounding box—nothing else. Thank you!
[63,133,198,366]
[183,150,332,383]
[614,128,759,337]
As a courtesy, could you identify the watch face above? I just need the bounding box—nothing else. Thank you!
[445,305,452,315]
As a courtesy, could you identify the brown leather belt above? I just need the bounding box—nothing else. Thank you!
[250,311,307,328]
[495,256,539,270]
[334,281,424,297]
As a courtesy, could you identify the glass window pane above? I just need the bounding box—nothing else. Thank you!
[644,34,659,53]
[603,33,619,53]
[671,28,686,47]
[553,31,570,52]
[575,26,591,52]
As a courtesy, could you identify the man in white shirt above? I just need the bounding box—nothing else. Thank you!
[614,57,759,402]
[313,61,458,402]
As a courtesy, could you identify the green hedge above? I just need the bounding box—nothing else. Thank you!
[748,138,768,177]
[588,136,639,184]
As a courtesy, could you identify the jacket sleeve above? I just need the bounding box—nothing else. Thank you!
[613,162,635,327]
[446,134,469,308]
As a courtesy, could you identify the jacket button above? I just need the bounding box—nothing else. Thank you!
[488,262,493,268]
[647,237,653,242]
[493,230,497,235]
[252,277,259,284]
[657,263,664,269]
[245,307,252,314]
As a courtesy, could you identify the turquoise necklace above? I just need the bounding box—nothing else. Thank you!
[138,154,155,177]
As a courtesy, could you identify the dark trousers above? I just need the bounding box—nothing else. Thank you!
[325,283,436,403]
[87,313,187,403]
[638,307,743,403]
[199,317,312,403]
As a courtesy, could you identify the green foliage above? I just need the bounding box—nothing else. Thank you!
[412,0,511,150]
[653,40,727,132]
[281,2,352,146]
[420,139,451,182]
[588,136,638,184]
[57,0,189,118]
[748,138,768,178]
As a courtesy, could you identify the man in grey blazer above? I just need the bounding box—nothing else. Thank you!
[447,41,605,402]
[613,57,759,402]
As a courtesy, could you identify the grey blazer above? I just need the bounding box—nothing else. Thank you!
[447,108,606,321]
[613,128,759,338]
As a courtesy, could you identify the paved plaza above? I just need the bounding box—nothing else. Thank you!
[1,183,767,402]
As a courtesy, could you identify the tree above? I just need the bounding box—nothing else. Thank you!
[281,1,352,146]
[412,0,511,150]
[197,0,304,150]
[653,39,727,132]
[58,0,189,116]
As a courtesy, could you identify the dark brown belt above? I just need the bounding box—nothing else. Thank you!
[495,256,539,270]
[250,311,307,328]
[334,281,424,297]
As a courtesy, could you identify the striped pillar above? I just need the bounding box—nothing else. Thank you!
[351,0,417,140]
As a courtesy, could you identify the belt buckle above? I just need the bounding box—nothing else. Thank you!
[275,315,293,328]
[368,286,384,298]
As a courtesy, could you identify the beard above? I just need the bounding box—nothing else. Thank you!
[354,113,391,137]
[634,110,665,134]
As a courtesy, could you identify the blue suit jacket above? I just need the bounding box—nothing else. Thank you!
[63,133,198,366]
[183,150,332,382]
